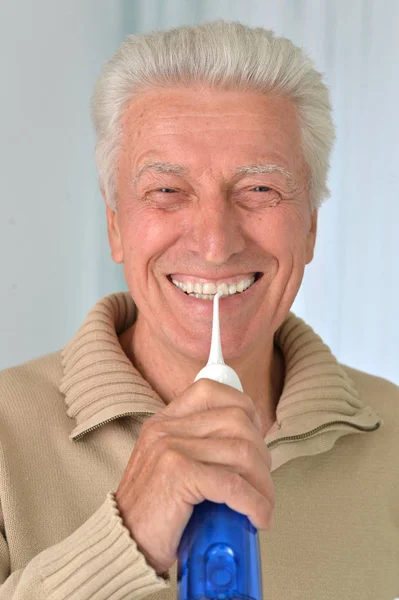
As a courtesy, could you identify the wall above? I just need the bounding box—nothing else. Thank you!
[0,0,126,368]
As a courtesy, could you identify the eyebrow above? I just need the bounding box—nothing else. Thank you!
[234,164,296,188]
[132,161,296,188]
[131,162,189,185]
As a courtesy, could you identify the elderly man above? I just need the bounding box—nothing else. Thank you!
[0,20,397,600]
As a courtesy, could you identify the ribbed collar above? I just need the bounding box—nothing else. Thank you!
[60,292,382,470]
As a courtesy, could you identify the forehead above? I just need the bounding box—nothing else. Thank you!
[120,86,304,177]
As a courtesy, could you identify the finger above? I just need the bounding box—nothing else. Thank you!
[166,435,274,499]
[182,461,274,530]
[155,408,271,469]
[163,378,262,432]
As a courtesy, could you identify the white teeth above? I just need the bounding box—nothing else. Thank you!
[172,275,257,298]
[228,283,237,295]
[194,293,218,300]
[203,282,217,294]
[217,282,229,296]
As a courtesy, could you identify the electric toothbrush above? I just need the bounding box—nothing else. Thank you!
[177,292,263,600]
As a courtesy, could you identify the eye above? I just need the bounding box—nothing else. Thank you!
[143,186,189,211]
[252,186,272,192]
[234,185,281,211]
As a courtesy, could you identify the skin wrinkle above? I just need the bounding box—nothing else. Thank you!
[105,86,317,436]
[131,162,297,192]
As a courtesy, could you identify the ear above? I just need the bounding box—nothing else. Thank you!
[102,190,124,264]
[305,209,318,265]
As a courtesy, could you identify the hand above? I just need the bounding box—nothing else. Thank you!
[115,379,275,575]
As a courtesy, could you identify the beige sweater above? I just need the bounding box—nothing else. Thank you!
[0,292,397,599]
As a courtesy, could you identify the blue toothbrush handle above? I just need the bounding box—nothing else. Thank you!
[177,501,263,600]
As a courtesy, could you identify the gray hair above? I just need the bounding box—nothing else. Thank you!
[91,20,335,212]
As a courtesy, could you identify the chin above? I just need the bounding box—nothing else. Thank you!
[172,322,259,364]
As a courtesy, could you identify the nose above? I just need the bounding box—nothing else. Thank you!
[187,195,246,265]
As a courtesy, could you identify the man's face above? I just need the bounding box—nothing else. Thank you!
[106,86,317,361]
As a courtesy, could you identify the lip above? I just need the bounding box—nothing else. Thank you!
[166,272,263,314]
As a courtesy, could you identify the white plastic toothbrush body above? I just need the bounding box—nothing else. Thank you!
[194,292,243,392]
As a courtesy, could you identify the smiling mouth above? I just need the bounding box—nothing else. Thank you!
[168,272,263,300]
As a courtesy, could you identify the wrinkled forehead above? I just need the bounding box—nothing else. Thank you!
[119,86,307,184]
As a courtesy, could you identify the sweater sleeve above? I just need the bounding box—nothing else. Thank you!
[0,493,171,599]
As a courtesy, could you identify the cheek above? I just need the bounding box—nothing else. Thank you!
[245,207,308,258]
[119,208,181,268]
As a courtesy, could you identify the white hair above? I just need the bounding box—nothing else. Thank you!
[91,20,335,212]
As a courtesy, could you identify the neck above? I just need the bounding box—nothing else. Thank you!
[119,317,285,438]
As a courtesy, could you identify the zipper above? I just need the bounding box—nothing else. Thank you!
[72,412,153,441]
[73,415,380,443]
[265,419,381,448]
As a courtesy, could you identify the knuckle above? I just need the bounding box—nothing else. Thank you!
[140,417,164,441]
[182,379,215,411]
[159,444,188,471]
[154,434,173,454]
[229,406,249,425]
[193,378,213,397]
[227,471,244,497]
[236,438,254,463]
